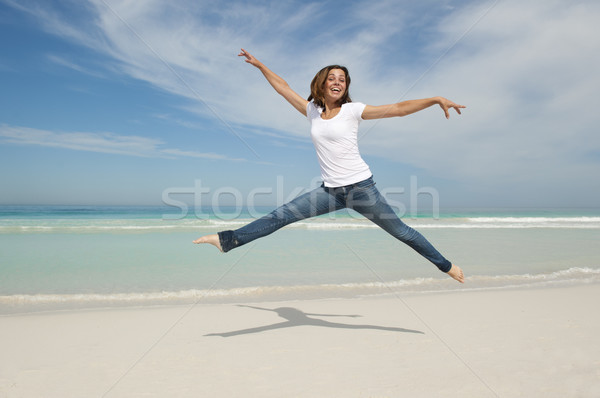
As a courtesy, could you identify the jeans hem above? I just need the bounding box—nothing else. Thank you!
[218,230,235,253]
[440,260,452,273]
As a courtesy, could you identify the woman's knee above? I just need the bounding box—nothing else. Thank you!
[386,223,420,242]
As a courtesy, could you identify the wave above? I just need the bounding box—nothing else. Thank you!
[461,216,600,229]
[2,214,600,234]
[2,267,599,313]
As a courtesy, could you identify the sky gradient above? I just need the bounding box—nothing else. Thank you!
[1,0,599,208]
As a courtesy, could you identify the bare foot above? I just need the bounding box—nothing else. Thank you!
[447,264,464,283]
[193,234,223,252]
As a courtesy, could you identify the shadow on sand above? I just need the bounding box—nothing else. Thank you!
[205,305,424,337]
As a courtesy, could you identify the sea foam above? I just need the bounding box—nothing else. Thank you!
[2,215,600,234]
[2,267,598,314]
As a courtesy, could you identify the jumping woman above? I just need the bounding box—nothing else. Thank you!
[194,49,465,283]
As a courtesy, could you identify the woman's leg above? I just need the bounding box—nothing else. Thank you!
[346,179,460,279]
[195,185,344,252]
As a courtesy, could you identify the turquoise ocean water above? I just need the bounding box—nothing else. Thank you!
[1,205,599,313]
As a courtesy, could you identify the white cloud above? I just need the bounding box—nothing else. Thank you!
[0,124,248,162]
[161,148,245,162]
[4,0,438,136]
[355,0,600,201]
[45,54,107,79]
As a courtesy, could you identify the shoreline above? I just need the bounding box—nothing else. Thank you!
[2,267,599,315]
[1,283,599,397]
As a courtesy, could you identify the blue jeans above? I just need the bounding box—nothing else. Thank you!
[218,176,452,272]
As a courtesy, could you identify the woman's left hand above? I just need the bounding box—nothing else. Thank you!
[438,97,466,119]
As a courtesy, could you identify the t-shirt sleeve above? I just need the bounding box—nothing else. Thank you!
[348,102,366,121]
[306,101,319,122]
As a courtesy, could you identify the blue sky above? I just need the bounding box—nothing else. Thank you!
[1,0,599,208]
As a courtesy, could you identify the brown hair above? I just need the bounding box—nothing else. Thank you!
[307,65,351,109]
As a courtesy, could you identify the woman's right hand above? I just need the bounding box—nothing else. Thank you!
[238,48,261,68]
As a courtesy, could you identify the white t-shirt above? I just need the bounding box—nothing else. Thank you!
[306,101,372,187]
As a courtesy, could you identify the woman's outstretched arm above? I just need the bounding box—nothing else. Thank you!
[238,48,309,116]
[362,97,465,120]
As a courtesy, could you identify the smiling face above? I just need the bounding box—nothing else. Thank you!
[308,65,352,109]
[323,68,347,104]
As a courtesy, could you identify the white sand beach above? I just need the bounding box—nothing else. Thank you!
[1,284,599,398]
